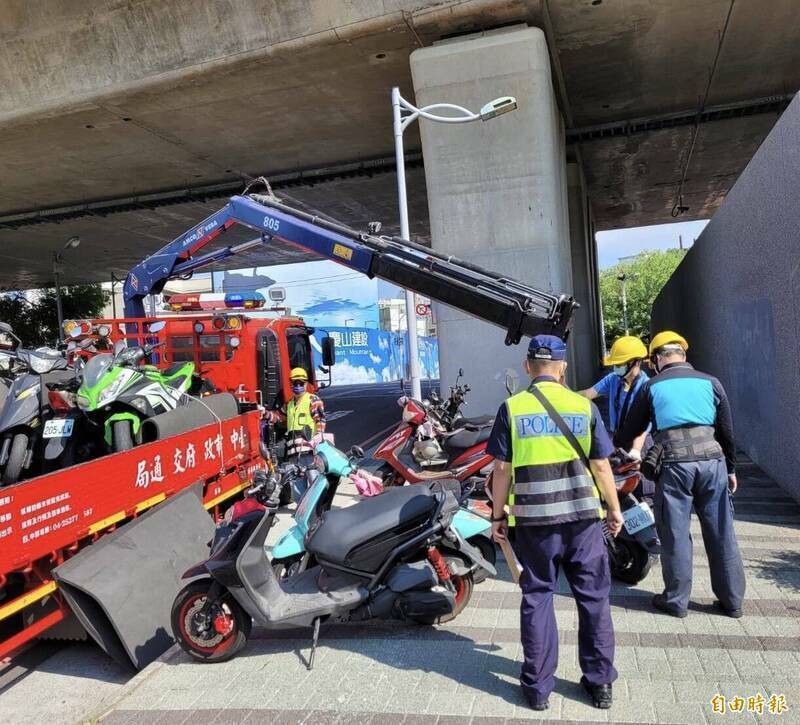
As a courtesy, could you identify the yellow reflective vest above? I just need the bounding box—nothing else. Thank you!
[507,382,602,527]
[286,392,316,456]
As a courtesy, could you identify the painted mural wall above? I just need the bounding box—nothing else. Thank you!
[212,261,438,386]
[311,327,439,386]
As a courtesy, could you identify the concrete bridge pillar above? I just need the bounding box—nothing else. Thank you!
[410,26,577,414]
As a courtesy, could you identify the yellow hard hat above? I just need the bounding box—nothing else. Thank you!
[649,331,689,356]
[603,336,648,367]
[290,367,309,381]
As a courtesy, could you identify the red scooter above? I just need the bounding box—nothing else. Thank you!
[374,391,495,494]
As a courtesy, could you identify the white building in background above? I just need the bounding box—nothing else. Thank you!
[378,297,436,337]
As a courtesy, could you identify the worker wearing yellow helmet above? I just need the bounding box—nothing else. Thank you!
[616,331,745,620]
[579,336,650,461]
[263,366,327,496]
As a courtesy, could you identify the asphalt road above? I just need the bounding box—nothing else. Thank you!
[318,380,439,455]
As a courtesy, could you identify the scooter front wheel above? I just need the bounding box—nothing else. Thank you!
[2,433,29,485]
[112,420,135,452]
[171,580,251,663]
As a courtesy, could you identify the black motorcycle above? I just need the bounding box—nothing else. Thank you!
[604,450,660,584]
[171,470,495,664]
[424,367,494,432]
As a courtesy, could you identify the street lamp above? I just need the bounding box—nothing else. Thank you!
[617,271,636,336]
[344,318,354,327]
[54,236,81,341]
[392,87,517,400]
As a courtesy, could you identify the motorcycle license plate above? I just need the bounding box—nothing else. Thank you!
[43,419,74,439]
[622,501,655,535]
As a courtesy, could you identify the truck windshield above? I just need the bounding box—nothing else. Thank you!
[286,327,313,381]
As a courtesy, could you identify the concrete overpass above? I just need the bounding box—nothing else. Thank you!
[1,0,798,402]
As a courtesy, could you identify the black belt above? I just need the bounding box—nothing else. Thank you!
[654,426,723,462]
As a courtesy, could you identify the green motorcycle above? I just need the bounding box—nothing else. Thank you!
[76,326,196,452]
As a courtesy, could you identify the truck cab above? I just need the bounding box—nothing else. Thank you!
[64,309,335,412]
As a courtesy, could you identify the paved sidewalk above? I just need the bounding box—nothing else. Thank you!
[77,459,800,723]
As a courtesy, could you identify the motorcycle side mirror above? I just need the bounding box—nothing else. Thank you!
[505,374,517,395]
[349,445,365,460]
[0,322,12,334]
[458,367,464,377]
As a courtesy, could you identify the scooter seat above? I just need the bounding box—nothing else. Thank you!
[306,486,437,573]
[453,415,494,429]
[443,426,491,454]
[160,363,189,377]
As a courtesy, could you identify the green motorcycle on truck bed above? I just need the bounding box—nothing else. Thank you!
[76,340,195,452]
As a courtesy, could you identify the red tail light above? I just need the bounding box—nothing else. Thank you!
[48,390,73,413]
[616,474,639,496]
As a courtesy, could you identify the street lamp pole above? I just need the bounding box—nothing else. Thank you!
[54,236,81,342]
[617,272,633,336]
[391,87,517,400]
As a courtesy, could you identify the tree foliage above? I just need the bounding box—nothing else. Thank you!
[599,249,687,343]
[0,284,110,346]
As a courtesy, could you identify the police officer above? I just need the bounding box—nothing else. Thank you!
[616,331,745,618]
[488,335,623,711]
[579,336,650,460]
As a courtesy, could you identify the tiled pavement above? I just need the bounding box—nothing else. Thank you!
[91,458,800,724]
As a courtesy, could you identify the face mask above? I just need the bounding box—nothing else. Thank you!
[291,382,305,394]
[613,365,627,377]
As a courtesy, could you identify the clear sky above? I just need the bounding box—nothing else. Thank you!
[596,219,708,269]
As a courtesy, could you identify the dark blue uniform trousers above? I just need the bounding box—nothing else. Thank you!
[513,519,617,704]
[655,459,746,613]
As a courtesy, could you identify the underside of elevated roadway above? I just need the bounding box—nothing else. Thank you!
[1,0,798,289]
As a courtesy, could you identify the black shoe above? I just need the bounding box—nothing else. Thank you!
[581,677,612,709]
[713,599,743,619]
[652,593,688,618]
[527,698,549,711]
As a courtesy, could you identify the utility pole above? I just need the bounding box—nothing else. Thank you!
[617,272,631,335]
[678,234,684,250]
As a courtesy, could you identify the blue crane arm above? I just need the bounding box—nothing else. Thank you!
[123,192,577,344]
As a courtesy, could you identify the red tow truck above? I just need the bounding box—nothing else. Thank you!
[0,185,576,667]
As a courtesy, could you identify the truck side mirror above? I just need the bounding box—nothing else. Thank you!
[321,336,335,367]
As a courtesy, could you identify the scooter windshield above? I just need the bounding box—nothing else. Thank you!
[82,354,114,387]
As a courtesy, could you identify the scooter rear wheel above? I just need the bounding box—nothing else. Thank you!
[171,580,251,663]
[609,536,654,585]
[409,570,474,625]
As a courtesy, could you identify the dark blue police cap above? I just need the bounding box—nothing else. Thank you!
[528,334,567,361]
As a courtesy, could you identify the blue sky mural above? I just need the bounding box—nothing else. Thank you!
[212,260,380,328]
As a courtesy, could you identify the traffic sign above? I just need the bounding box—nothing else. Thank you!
[415,303,429,316]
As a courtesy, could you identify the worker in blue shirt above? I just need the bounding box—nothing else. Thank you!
[616,331,745,619]
[580,335,653,500]
[579,336,649,457]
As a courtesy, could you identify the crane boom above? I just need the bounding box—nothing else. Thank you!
[123,190,577,344]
